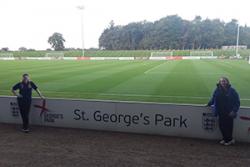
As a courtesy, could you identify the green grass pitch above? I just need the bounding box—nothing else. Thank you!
[0,60,250,106]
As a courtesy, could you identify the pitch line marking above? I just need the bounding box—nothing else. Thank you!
[100,93,250,101]
[217,62,233,69]
[144,61,168,74]
[99,93,209,99]
[1,89,250,101]
[146,71,230,75]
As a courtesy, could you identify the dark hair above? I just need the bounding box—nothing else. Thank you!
[217,77,231,88]
[221,77,229,83]
[219,77,230,84]
[23,73,29,77]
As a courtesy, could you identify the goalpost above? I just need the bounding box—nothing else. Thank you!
[45,52,64,60]
[150,51,173,57]
[249,56,250,64]
[190,51,214,57]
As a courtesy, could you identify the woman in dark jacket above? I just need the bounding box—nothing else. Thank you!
[207,77,240,146]
[12,74,44,133]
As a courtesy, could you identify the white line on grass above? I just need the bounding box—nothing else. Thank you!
[94,93,250,101]
[1,89,250,101]
[144,61,168,74]
[217,62,233,69]
[144,72,228,75]
[99,93,209,99]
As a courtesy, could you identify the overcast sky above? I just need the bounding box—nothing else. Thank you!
[0,0,249,50]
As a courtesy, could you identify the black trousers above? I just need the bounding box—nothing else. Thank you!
[218,113,234,142]
[17,98,31,130]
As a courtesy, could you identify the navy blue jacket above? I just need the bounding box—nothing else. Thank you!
[12,81,38,100]
[208,85,240,116]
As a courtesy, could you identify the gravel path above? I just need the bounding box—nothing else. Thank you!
[0,123,249,167]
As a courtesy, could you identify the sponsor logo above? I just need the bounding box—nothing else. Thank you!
[202,113,217,132]
[34,100,63,123]
[240,116,250,121]
[34,100,48,117]
[166,56,183,60]
[10,101,19,117]
[77,56,90,60]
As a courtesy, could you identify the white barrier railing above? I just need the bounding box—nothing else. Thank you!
[1,96,250,142]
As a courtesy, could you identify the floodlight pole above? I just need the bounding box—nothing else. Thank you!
[236,24,240,57]
[77,6,85,57]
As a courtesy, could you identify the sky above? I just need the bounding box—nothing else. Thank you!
[0,0,249,50]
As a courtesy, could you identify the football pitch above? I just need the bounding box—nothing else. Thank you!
[0,59,250,106]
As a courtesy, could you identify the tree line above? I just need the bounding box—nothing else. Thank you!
[99,15,250,50]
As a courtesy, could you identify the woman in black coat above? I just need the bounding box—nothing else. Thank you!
[207,77,240,146]
[12,74,44,133]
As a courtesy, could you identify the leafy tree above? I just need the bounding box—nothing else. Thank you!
[48,32,66,51]
[240,25,250,48]
[28,48,36,51]
[188,16,203,49]
[19,47,27,51]
[99,16,250,50]
[223,19,239,46]
[1,47,9,51]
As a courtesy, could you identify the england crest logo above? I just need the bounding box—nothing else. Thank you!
[202,113,218,132]
[34,99,49,117]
